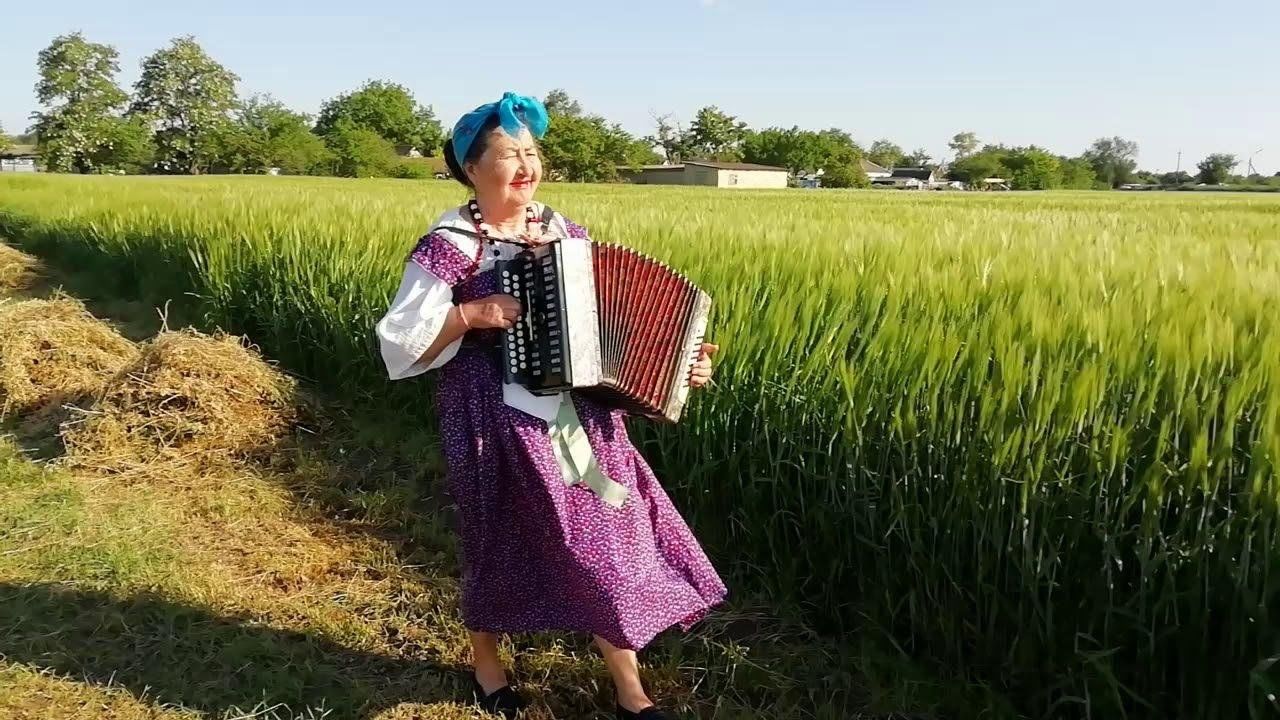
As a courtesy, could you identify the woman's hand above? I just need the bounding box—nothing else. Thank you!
[461,295,522,330]
[689,343,718,389]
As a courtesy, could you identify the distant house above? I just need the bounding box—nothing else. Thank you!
[860,158,891,179]
[619,160,789,189]
[871,176,926,190]
[618,164,687,185]
[872,166,953,190]
[892,166,940,183]
[0,145,39,173]
[795,158,892,188]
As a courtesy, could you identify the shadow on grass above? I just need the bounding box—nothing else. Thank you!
[0,582,470,719]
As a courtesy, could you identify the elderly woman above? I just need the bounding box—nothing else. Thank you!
[376,93,727,719]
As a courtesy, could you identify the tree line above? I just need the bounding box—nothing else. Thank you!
[7,32,1277,190]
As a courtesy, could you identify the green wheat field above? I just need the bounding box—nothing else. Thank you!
[2,174,1278,719]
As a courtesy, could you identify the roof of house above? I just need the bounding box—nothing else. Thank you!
[890,167,935,180]
[619,164,687,171]
[860,158,890,174]
[684,160,787,172]
[1,144,38,159]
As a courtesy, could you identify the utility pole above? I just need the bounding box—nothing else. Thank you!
[1246,148,1262,177]
[1175,150,1182,175]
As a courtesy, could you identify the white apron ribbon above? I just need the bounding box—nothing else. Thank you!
[547,394,628,508]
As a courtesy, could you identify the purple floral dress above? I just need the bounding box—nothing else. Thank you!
[376,208,727,650]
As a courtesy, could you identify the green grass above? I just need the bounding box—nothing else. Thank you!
[0,409,891,719]
[2,175,1279,718]
[0,253,905,719]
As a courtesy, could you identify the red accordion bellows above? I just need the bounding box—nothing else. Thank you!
[497,240,711,423]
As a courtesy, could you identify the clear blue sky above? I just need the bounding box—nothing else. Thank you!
[4,0,1278,174]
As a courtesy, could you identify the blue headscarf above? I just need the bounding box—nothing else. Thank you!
[450,92,549,164]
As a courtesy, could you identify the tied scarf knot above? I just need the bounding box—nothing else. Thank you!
[450,91,550,165]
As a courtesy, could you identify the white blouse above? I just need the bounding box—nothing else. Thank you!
[375,204,578,424]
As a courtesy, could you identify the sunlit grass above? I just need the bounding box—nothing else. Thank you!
[2,174,1278,717]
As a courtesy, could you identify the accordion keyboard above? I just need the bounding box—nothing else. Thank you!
[498,248,573,393]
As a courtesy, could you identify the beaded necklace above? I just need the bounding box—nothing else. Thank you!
[466,198,541,262]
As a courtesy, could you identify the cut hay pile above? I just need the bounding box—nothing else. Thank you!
[0,296,138,421]
[62,329,300,474]
[0,243,43,293]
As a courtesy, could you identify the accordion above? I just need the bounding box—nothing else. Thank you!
[496,240,711,423]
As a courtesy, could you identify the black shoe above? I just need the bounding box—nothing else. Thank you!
[472,677,525,718]
[616,702,670,719]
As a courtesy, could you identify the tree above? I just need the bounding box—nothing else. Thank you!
[646,114,692,164]
[539,113,604,182]
[241,95,327,174]
[1083,136,1139,188]
[271,124,331,176]
[814,129,870,187]
[543,89,583,118]
[685,106,748,161]
[204,94,330,174]
[1059,157,1097,189]
[948,131,980,159]
[0,123,11,154]
[90,116,156,173]
[30,32,131,173]
[741,126,868,187]
[322,120,398,177]
[948,150,1007,187]
[1004,147,1062,190]
[867,139,905,169]
[741,127,817,175]
[315,80,442,155]
[130,36,239,174]
[902,148,932,167]
[539,92,659,182]
[1159,170,1193,185]
[1197,153,1237,185]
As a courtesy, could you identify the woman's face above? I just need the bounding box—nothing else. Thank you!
[466,127,542,208]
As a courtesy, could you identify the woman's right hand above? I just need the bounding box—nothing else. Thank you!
[461,294,522,330]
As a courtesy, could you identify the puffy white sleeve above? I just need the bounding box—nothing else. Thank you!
[375,262,461,380]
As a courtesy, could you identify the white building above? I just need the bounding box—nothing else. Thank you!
[619,161,789,189]
[0,145,38,173]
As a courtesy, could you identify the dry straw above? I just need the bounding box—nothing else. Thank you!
[0,242,43,293]
[0,295,138,422]
[61,329,299,475]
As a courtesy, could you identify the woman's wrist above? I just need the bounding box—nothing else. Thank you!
[456,303,472,330]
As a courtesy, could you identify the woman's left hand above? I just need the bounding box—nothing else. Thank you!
[689,343,718,389]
